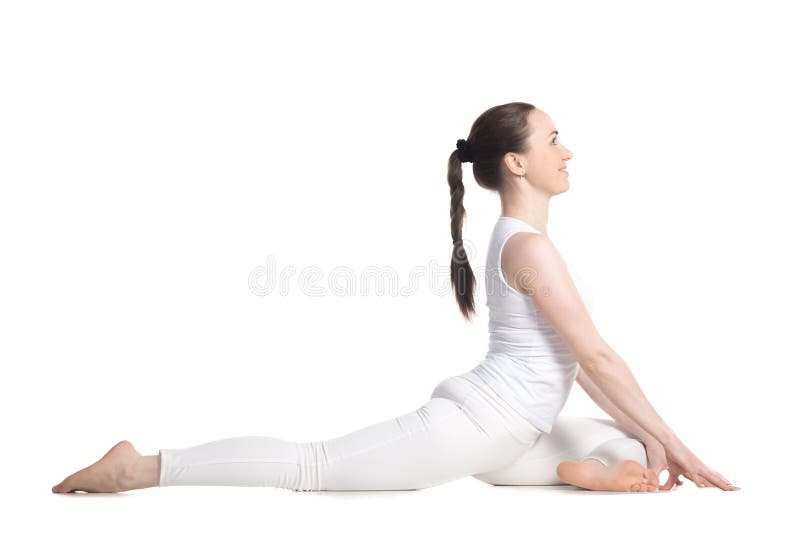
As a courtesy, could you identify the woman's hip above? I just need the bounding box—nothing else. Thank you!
[430,371,543,447]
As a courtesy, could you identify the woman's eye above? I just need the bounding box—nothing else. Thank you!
[551,137,558,144]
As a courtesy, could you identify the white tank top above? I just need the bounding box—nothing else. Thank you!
[468,216,594,434]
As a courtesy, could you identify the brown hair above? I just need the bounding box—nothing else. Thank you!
[448,101,536,321]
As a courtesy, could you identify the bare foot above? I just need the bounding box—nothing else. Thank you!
[557,459,659,492]
[52,440,144,494]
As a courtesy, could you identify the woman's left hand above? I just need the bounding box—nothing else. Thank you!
[643,439,675,490]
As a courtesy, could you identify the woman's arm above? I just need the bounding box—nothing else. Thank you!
[503,234,737,490]
[503,233,679,447]
[579,352,678,447]
[575,366,657,444]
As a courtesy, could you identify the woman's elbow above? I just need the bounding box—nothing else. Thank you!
[578,345,620,374]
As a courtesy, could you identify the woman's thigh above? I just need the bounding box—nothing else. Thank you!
[471,416,647,486]
[315,375,540,490]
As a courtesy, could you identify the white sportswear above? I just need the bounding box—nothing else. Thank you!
[470,215,594,434]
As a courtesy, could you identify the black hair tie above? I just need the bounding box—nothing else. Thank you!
[453,238,463,246]
[456,139,473,163]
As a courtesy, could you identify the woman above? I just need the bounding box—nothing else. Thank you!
[51,102,738,494]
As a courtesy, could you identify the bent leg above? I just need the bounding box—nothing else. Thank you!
[581,437,648,468]
[160,376,534,491]
[471,416,647,486]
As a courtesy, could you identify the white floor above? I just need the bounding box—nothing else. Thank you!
[10,466,783,534]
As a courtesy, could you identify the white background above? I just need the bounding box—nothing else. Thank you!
[1,0,797,532]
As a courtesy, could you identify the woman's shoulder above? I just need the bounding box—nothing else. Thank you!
[500,232,564,295]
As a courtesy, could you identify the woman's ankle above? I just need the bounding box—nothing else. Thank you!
[127,454,160,490]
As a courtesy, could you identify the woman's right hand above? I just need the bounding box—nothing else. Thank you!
[661,436,740,491]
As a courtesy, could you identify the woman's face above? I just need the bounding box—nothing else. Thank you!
[514,109,573,194]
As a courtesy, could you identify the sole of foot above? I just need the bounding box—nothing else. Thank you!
[558,459,659,492]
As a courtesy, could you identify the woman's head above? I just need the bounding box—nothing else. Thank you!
[505,107,573,196]
[447,102,573,321]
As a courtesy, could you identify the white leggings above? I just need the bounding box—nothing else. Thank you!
[159,372,647,491]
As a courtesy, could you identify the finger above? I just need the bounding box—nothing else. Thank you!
[693,473,712,489]
[682,471,701,486]
[704,469,740,491]
[685,472,701,487]
[711,469,732,486]
[659,472,677,491]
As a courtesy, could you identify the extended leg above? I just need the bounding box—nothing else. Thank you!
[157,395,532,491]
[54,376,536,493]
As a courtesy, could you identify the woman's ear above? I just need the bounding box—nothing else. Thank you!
[503,152,524,176]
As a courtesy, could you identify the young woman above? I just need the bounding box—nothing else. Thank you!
[51,102,739,494]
